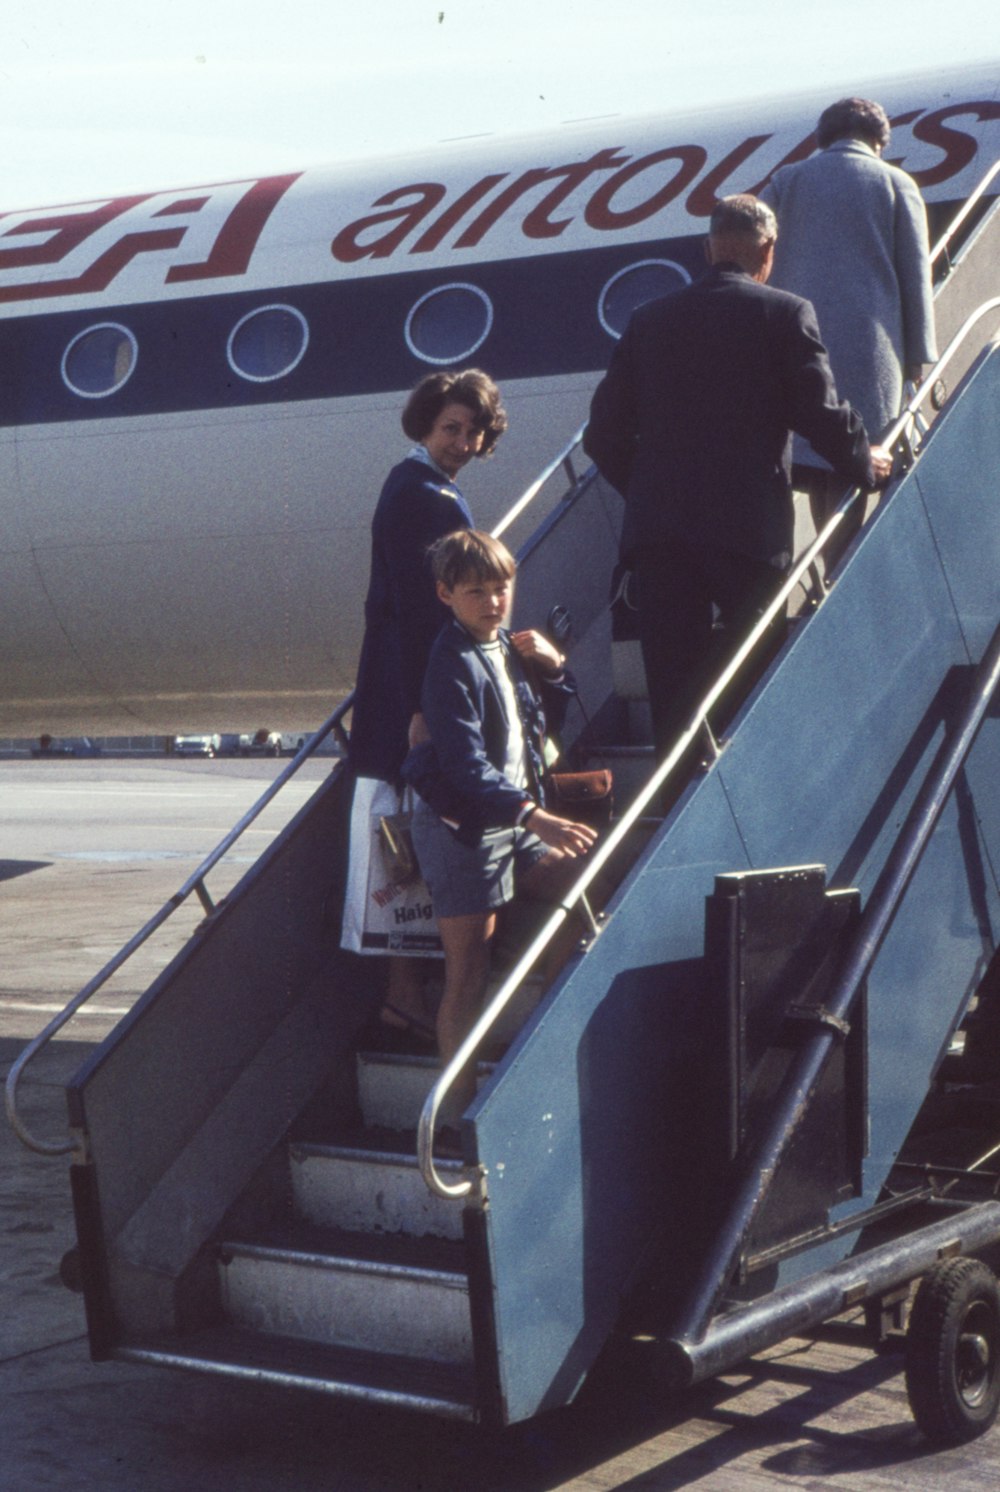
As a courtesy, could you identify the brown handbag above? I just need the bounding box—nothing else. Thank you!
[546,769,613,832]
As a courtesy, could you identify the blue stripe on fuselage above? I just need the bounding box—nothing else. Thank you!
[1,236,709,426]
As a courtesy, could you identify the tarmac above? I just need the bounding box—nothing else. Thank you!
[4,757,1000,1491]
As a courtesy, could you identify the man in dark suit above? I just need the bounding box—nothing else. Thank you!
[584,193,892,763]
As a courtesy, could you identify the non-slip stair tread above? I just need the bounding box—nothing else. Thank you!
[358,1049,442,1072]
[290,1131,469,1167]
[116,1323,477,1416]
[583,743,655,757]
[219,1219,467,1275]
[356,1049,496,1075]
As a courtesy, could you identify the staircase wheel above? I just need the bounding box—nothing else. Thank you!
[904,1257,1000,1445]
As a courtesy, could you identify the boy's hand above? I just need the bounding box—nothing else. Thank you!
[527,807,597,856]
[510,630,565,674]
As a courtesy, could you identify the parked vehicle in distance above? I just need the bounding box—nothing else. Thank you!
[239,729,282,757]
[173,734,219,758]
[31,735,102,757]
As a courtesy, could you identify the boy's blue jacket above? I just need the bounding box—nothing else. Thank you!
[402,620,576,844]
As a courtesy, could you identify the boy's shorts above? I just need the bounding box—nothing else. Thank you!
[412,797,549,918]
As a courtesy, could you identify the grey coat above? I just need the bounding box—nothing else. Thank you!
[761,139,936,468]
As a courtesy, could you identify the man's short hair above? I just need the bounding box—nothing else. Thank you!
[429,529,516,590]
[816,97,890,150]
[709,194,777,245]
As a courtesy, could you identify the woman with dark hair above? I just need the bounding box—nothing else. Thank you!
[342,368,508,1035]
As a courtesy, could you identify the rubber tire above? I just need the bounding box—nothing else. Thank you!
[905,1258,1000,1445]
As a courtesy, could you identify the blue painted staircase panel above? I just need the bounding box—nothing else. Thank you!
[469,343,1000,1425]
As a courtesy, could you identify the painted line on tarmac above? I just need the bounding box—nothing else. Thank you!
[57,850,259,862]
[8,785,297,800]
[1,1000,132,1017]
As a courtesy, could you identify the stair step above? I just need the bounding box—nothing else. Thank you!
[218,1225,473,1364]
[290,1138,466,1239]
[116,1324,477,1419]
[357,1051,494,1133]
[482,971,547,1043]
[578,741,655,811]
[583,744,654,758]
[228,1218,467,1271]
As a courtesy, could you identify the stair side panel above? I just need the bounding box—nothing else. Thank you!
[468,344,1000,1423]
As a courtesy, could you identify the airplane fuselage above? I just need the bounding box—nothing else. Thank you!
[2,67,997,734]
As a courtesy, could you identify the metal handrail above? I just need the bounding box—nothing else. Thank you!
[492,423,586,539]
[5,704,352,1156]
[417,293,1000,1201]
[5,425,595,1157]
[930,158,1000,268]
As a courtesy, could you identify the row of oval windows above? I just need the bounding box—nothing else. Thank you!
[62,258,692,399]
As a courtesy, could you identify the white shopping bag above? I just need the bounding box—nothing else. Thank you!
[340,776,443,957]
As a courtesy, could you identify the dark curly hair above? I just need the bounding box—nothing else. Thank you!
[816,97,891,151]
[401,368,508,457]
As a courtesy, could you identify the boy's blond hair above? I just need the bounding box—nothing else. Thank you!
[429,529,516,591]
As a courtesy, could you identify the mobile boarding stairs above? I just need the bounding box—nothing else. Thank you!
[8,167,1000,1444]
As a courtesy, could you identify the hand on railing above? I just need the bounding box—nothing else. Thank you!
[869,444,894,485]
[524,806,598,858]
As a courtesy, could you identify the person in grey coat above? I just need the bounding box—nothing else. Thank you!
[761,97,937,563]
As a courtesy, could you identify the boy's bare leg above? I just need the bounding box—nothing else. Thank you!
[436,911,495,1117]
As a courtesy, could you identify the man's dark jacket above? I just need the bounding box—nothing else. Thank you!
[583,263,876,565]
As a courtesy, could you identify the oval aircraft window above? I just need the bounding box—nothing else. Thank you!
[405,283,493,366]
[62,323,138,398]
[227,304,309,383]
[598,260,692,339]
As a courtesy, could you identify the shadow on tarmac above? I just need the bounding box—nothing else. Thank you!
[0,861,52,883]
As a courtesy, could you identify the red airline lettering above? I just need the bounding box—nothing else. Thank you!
[686,135,774,216]
[411,175,508,253]
[584,146,706,230]
[0,105,991,298]
[330,183,450,262]
[907,102,1000,187]
[329,100,991,262]
[167,175,299,282]
[0,196,148,274]
[454,149,628,246]
[0,174,299,304]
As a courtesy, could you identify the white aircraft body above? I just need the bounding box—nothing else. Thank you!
[1,65,998,735]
